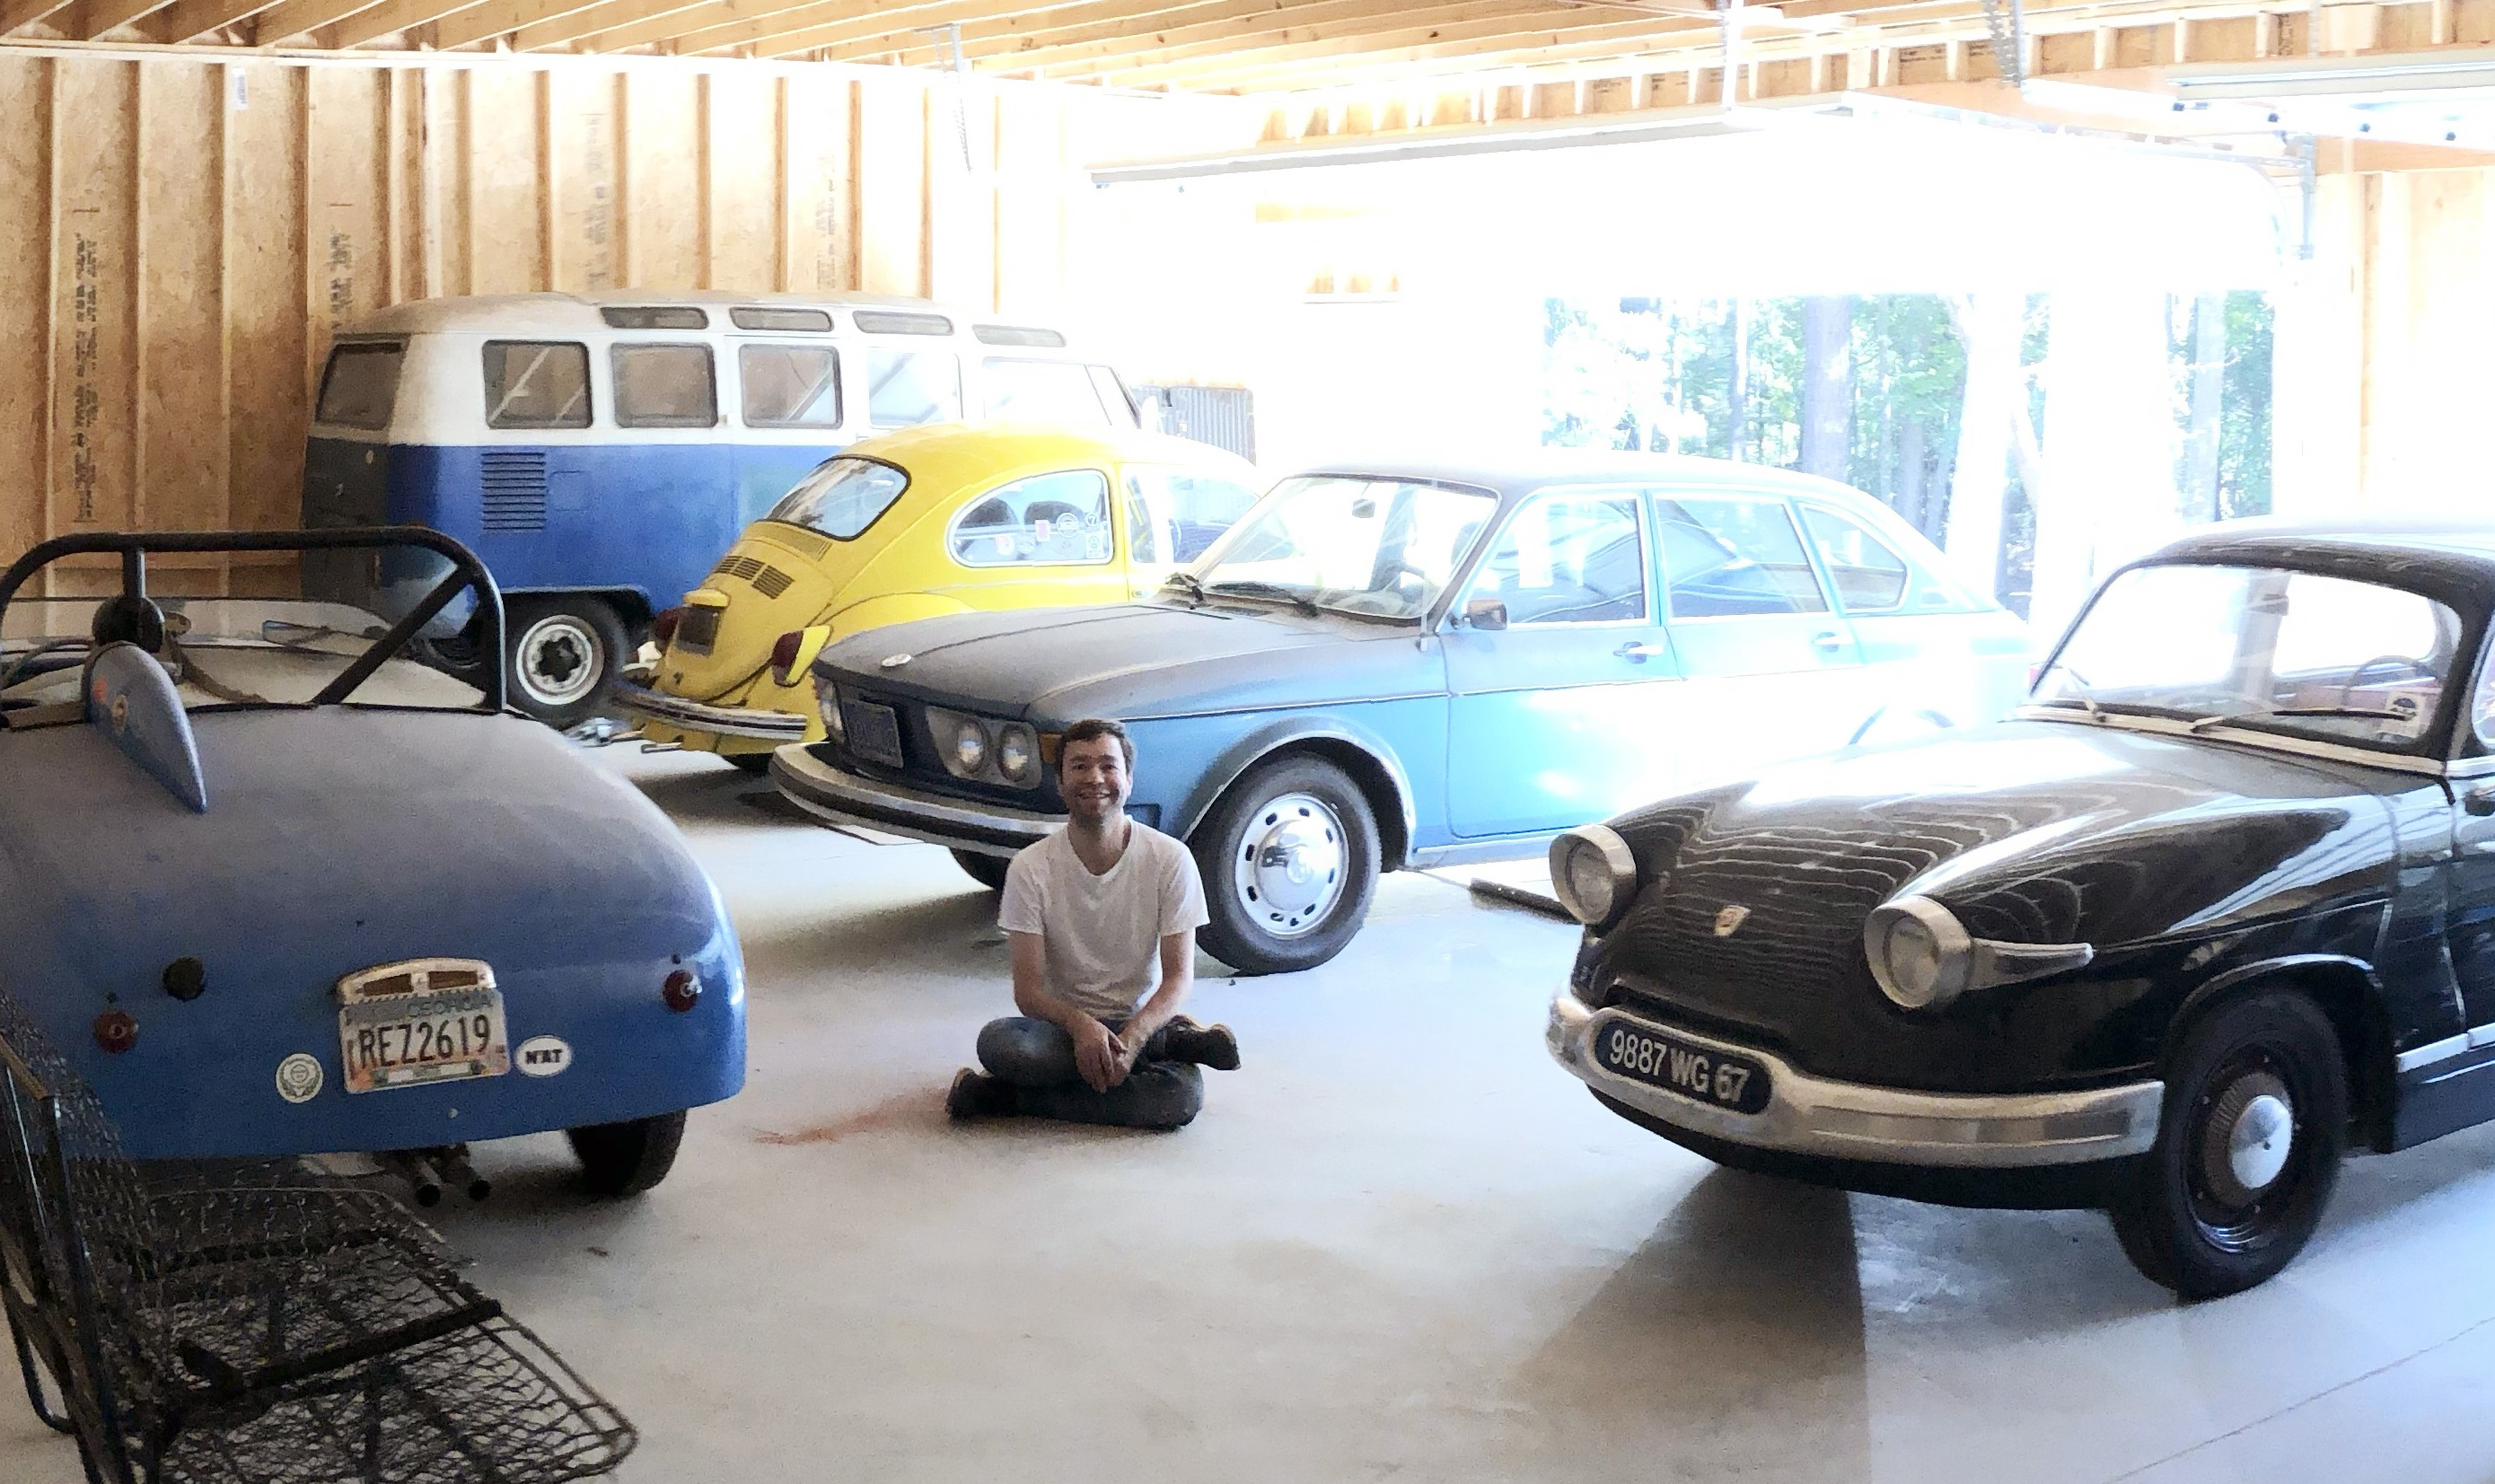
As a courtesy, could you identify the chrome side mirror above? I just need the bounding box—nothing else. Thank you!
[1463,597,1508,631]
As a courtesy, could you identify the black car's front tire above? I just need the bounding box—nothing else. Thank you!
[2109,989,2346,1299]
[952,848,1012,891]
[1190,754,1379,975]
[568,1110,688,1197]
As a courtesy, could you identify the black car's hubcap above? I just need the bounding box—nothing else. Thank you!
[2187,1050,2303,1252]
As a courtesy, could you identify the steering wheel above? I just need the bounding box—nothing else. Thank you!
[2339,654,2420,707]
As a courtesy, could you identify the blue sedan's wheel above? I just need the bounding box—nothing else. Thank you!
[568,1110,688,1197]
[2108,990,2345,1298]
[1190,755,1379,975]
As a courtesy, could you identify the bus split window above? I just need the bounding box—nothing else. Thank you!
[731,307,833,332]
[601,306,707,329]
[612,343,717,428]
[852,310,953,337]
[481,341,592,429]
[740,345,843,429]
[950,470,1112,568]
[982,357,1113,426]
[316,342,405,430]
[867,348,961,427]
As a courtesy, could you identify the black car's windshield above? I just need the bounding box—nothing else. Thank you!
[2032,563,2461,754]
[1180,477,1498,622]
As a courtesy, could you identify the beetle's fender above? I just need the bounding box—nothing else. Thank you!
[827,590,976,637]
[1168,715,1417,870]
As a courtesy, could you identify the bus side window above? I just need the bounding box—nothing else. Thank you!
[741,344,842,429]
[482,341,592,429]
[982,357,1111,426]
[612,343,717,428]
[867,347,961,427]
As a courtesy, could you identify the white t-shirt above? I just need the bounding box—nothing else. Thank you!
[998,821,1209,1021]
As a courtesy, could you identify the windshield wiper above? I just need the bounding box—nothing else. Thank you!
[2034,661,2106,723]
[2188,705,2417,734]
[1204,580,1321,617]
[1161,571,1206,608]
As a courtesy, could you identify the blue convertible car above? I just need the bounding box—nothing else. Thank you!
[0,529,743,1196]
[772,452,2030,972]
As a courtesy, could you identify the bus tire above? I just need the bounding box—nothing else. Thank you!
[506,595,625,727]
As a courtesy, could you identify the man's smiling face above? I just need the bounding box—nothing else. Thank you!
[1059,734,1132,826]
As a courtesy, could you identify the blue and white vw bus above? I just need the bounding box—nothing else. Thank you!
[301,291,1144,723]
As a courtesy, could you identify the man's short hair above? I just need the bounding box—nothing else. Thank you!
[1059,716,1134,769]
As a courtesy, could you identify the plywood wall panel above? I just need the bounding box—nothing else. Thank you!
[52,58,138,532]
[138,62,226,534]
[225,63,308,536]
[993,88,1066,317]
[553,70,620,292]
[707,71,780,293]
[624,68,701,290]
[307,67,389,394]
[856,78,927,297]
[465,67,543,295]
[785,75,854,294]
[0,59,49,567]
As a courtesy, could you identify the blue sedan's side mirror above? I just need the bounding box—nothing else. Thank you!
[1463,597,1508,631]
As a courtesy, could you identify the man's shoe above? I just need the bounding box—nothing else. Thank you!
[1160,1018,1240,1071]
[946,1068,1014,1120]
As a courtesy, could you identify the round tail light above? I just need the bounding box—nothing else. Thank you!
[652,607,685,649]
[94,1010,138,1054]
[663,970,701,1013]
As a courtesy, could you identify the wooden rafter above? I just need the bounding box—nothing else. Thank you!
[1053,10,1715,85]
[595,0,1059,57]
[428,0,602,48]
[150,0,279,38]
[326,0,483,46]
[1003,0,1697,76]
[247,0,382,41]
[76,0,181,40]
[815,0,1545,64]
[0,0,80,35]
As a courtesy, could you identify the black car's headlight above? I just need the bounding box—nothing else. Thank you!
[1865,895,2096,1011]
[1549,825,1638,931]
[927,707,1041,791]
[818,683,845,743]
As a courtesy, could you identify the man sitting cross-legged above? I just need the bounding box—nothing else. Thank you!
[947,716,1238,1129]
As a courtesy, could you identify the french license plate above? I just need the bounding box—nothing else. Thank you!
[673,605,721,654]
[1591,1014,1771,1115]
[844,700,904,767]
[337,961,511,1094]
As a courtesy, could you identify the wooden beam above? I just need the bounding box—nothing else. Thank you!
[247,0,382,41]
[579,0,1041,57]
[1078,11,1714,87]
[327,0,484,45]
[512,0,707,48]
[152,0,278,39]
[999,0,1656,77]
[811,0,1336,60]
[0,0,80,35]
[75,0,179,40]
[815,0,1551,66]
[429,0,602,48]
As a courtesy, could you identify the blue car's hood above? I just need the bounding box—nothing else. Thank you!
[0,707,744,1156]
[816,600,1431,721]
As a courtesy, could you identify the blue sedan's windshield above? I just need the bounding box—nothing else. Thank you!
[1182,477,1498,621]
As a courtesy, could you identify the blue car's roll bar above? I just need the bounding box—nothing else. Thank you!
[0,527,506,713]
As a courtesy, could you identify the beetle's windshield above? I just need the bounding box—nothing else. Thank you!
[2032,563,2461,755]
[768,457,909,540]
[1179,477,1498,622]
[0,599,484,715]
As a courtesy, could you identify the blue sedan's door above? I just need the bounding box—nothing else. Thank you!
[1445,488,1683,839]
[1652,493,1869,786]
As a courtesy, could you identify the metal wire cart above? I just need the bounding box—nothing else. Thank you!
[0,992,637,1484]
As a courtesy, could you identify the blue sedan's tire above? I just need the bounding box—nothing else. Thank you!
[1190,754,1379,976]
[568,1110,688,1197]
[952,848,1013,892]
[2107,990,2345,1299]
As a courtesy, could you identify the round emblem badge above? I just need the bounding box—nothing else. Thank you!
[275,1053,325,1104]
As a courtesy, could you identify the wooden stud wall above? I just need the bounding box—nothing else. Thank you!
[0,55,1221,581]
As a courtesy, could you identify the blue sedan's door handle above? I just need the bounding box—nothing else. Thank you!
[1614,640,1666,662]
[2465,784,2495,818]
[1810,630,1846,653]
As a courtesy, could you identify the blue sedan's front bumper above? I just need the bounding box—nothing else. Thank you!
[769,745,1060,858]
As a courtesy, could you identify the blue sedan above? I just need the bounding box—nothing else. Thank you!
[772,452,2030,973]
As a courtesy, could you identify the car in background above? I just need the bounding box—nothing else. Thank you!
[300,292,1151,725]
[1543,518,2495,1296]
[0,528,743,1197]
[771,452,2029,972]
[612,423,1261,778]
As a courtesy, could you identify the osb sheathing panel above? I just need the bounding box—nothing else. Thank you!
[0,56,1169,577]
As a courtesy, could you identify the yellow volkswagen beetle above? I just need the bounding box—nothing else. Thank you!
[613,422,1262,768]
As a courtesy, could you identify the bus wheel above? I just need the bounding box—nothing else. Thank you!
[506,596,625,726]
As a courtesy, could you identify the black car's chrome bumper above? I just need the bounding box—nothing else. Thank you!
[768,745,1057,857]
[1547,989,2163,1168]
[612,672,808,742]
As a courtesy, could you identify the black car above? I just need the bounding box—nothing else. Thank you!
[1544,518,2495,1297]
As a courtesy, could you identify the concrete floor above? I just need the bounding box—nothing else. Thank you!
[13,749,2495,1483]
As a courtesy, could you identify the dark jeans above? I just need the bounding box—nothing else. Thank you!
[974,1016,1204,1131]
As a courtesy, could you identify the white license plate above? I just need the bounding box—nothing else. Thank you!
[336,960,512,1094]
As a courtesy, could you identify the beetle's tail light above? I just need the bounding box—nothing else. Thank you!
[769,631,805,688]
[652,607,684,650]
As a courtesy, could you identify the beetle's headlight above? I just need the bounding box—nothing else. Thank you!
[997,724,1038,786]
[819,684,845,743]
[952,717,988,774]
[1548,825,1638,931]
[1865,897,1974,1010]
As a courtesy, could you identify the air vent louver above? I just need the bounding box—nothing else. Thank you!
[479,452,549,531]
